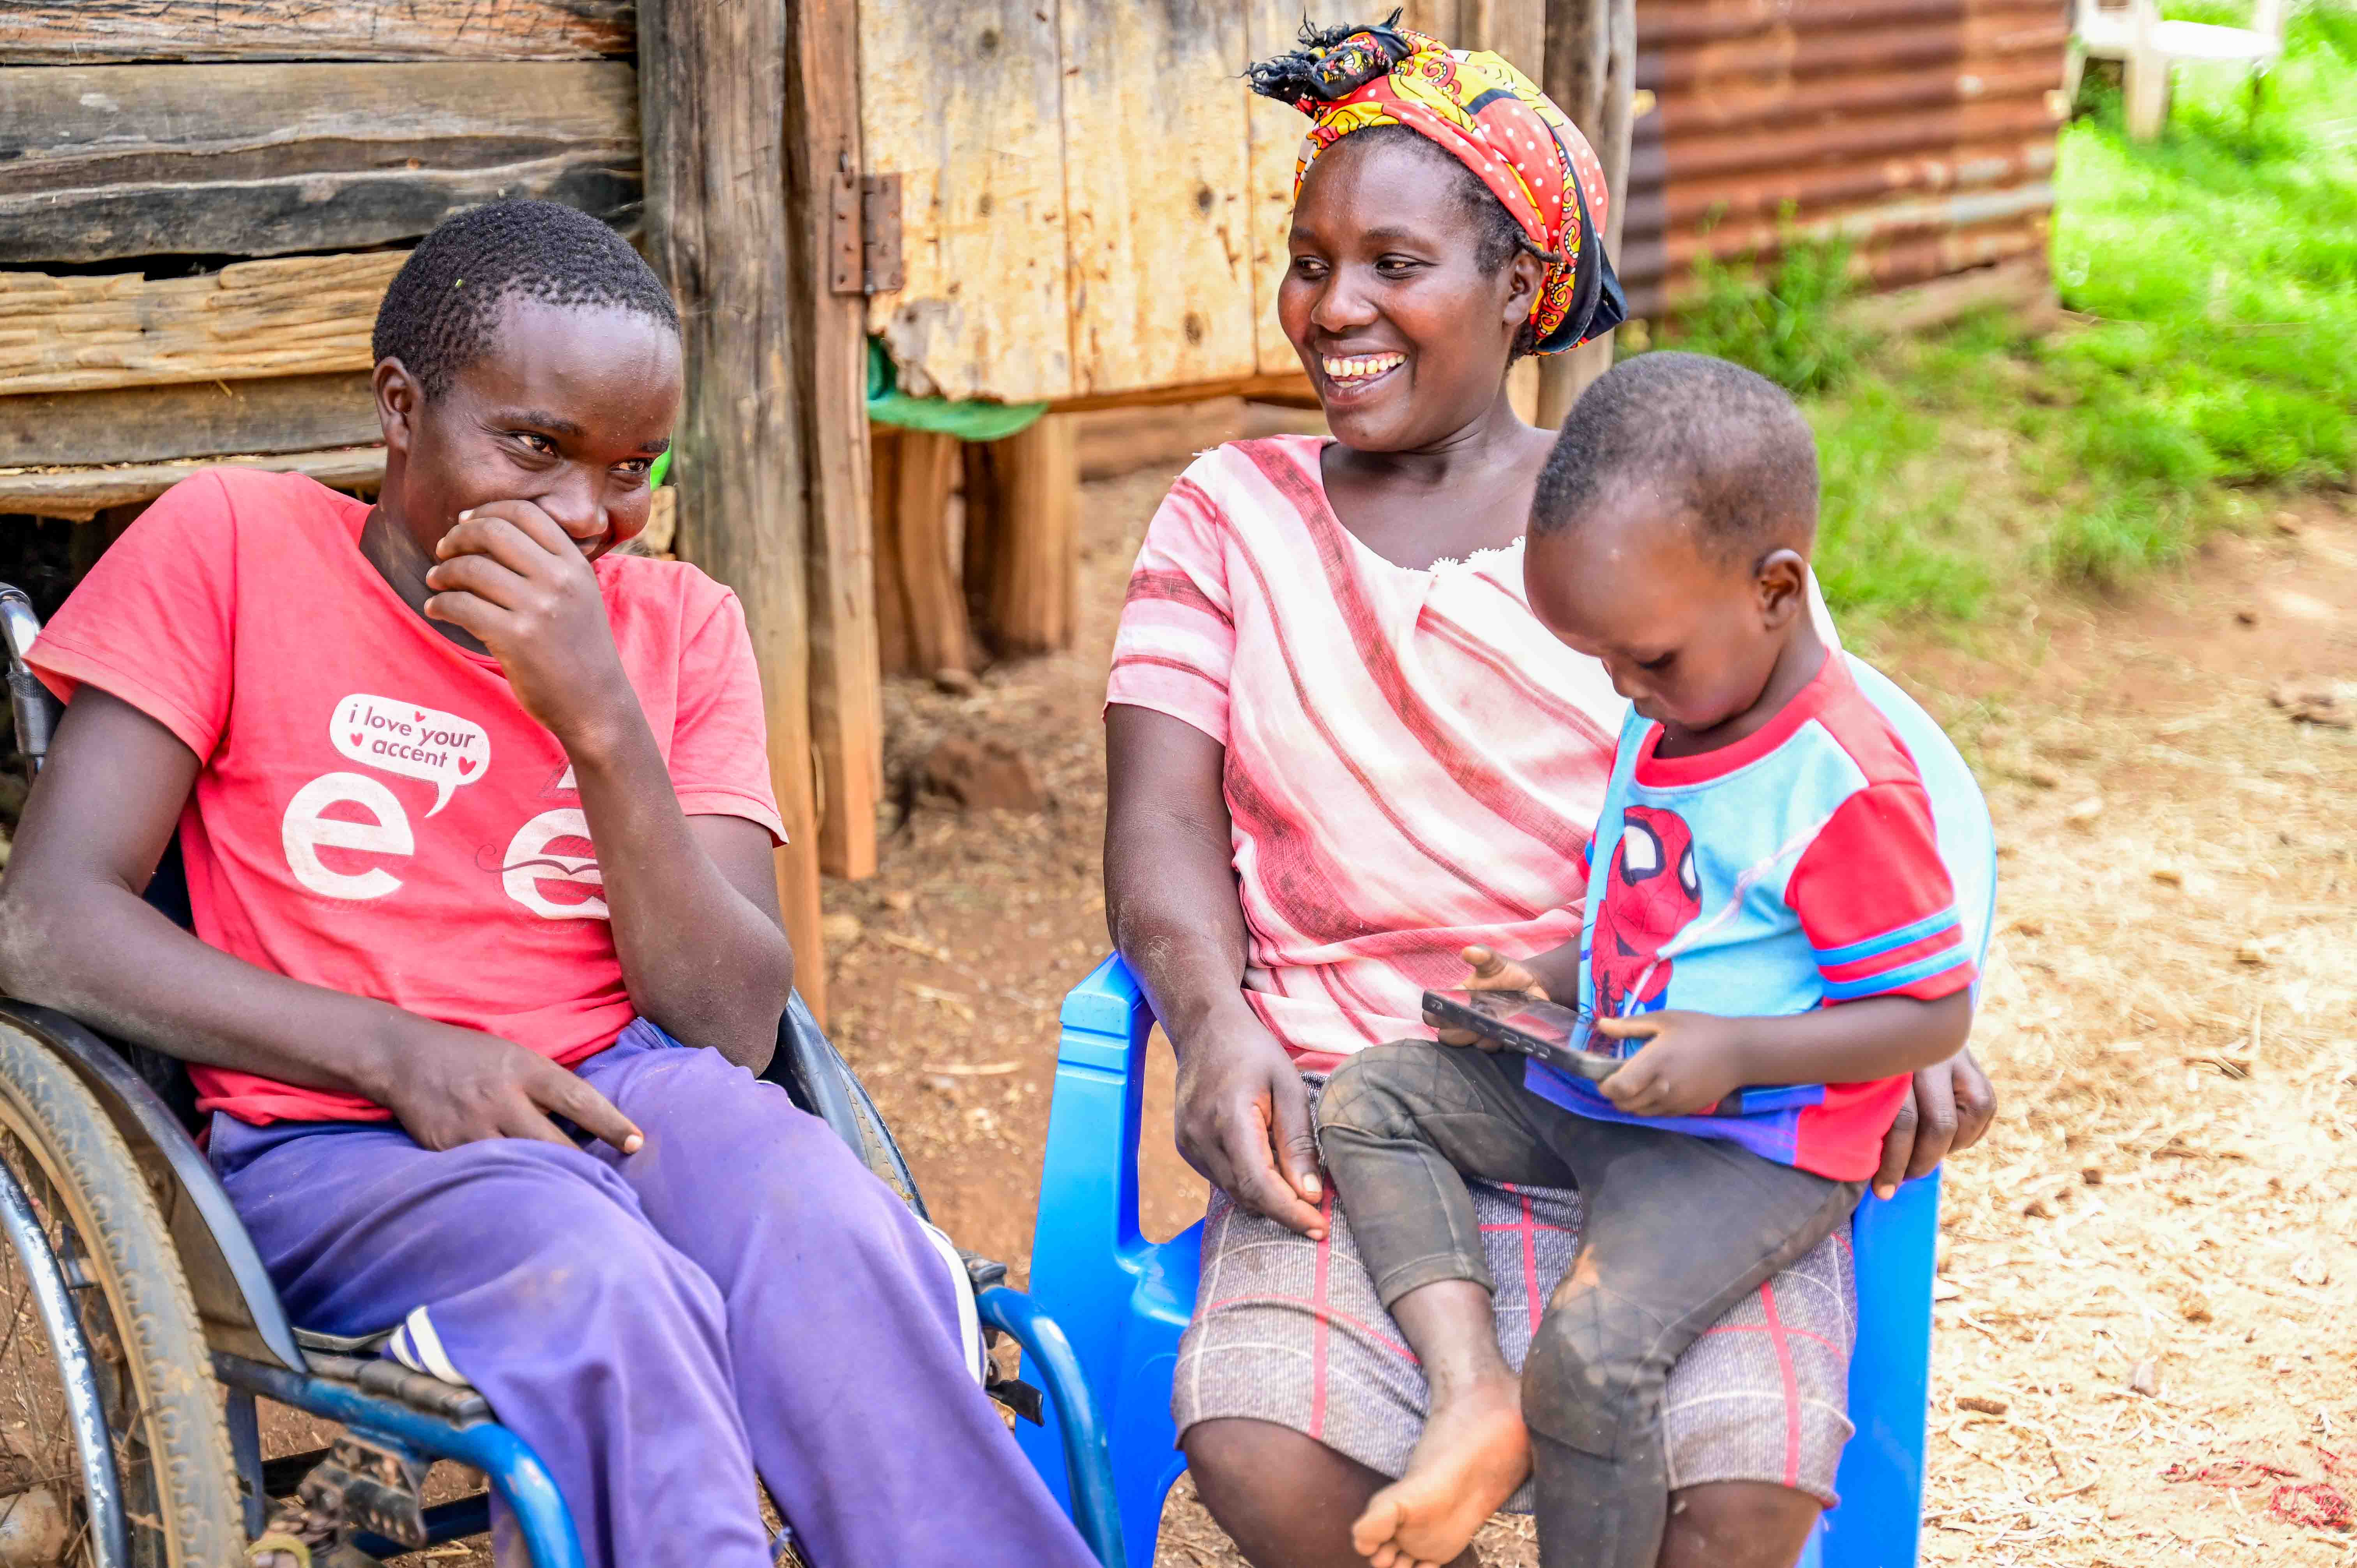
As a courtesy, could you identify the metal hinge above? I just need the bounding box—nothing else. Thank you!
[829,170,903,296]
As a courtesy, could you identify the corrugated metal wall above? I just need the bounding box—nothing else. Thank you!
[1619,0,2071,320]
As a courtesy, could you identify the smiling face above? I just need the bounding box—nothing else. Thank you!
[1523,486,1801,738]
[375,295,683,564]
[1279,131,1543,452]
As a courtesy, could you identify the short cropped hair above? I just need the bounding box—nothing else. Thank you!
[1531,352,1819,557]
[372,199,679,400]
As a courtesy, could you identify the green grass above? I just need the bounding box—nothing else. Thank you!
[1652,3,2357,627]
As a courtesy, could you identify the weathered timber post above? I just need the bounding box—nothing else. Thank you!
[784,0,885,881]
[876,429,974,682]
[964,417,1080,656]
[1540,0,1634,427]
[638,0,828,1018]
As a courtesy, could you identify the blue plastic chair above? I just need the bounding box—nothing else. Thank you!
[1019,655,1996,1568]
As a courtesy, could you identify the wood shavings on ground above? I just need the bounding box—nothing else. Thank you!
[1907,516,2357,1568]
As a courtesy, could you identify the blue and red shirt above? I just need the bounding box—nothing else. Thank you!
[1527,655,1976,1180]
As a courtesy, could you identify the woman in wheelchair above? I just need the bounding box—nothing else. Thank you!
[0,200,1098,1568]
[1103,21,1997,1568]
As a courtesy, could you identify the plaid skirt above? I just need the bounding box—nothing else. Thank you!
[1171,1082,1858,1509]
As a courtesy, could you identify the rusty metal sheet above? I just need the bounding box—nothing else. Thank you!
[1622,0,2067,321]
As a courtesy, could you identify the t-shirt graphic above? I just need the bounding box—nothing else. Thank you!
[30,468,784,1125]
[1588,803,1700,1019]
[1528,655,1977,1180]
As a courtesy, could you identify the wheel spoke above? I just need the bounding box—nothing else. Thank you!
[0,1137,164,1565]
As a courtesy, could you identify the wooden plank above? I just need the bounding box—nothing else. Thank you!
[868,429,917,676]
[0,373,377,468]
[1059,4,1257,398]
[786,0,881,883]
[639,0,827,1019]
[1400,2,1468,38]
[1473,0,1549,67]
[1073,398,1247,481]
[1246,2,1365,378]
[0,63,640,265]
[966,416,1078,655]
[0,1,632,64]
[0,445,385,522]
[876,430,972,682]
[1050,369,1315,415]
[1539,0,1635,424]
[0,254,400,397]
[860,0,1072,403]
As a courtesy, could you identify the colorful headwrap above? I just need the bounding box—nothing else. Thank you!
[1247,14,1626,355]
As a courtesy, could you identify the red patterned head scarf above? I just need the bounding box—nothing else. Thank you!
[1247,14,1626,355]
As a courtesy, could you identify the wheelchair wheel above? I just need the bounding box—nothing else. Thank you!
[0,1022,243,1565]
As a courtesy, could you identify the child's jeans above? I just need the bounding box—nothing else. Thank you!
[1318,1039,1864,1568]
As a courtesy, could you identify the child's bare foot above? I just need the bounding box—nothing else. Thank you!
[1350,1374,1530,1568]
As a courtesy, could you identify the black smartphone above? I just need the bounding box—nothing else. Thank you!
[1421,990,1621,1081]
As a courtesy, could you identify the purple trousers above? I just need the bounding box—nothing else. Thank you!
[210,1021,1098,1568]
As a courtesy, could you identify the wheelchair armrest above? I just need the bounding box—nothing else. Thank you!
[0,1002,307,1372]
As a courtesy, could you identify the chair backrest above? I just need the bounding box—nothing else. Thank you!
[1846,655,1997,975]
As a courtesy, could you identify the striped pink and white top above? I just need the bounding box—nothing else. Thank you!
[1106,434,1629,1072]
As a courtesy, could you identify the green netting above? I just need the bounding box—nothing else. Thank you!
[864,337,1048,440]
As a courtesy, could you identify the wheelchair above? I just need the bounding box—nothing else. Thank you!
[0,583,1124,1568]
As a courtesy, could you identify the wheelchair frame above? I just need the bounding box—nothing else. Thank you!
[0,991,1126,1567]
[0,582,1126,1567]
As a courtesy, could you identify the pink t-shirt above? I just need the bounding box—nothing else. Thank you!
[28,468,784,1125]
[1106,437,1623,1070]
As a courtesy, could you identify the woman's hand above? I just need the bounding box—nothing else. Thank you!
[423,501,632,743]
[1592,1012,1748,1117]
[1173,1010,1327,1240]
[1427,944,1544,1048]
[374,1018,644,1155]
[1870,1047,1997,1199]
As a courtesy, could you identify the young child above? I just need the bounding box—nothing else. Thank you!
[1317,352,1979,1568]
[0,200,1098,1568]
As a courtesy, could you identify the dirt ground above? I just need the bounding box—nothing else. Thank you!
[394,466,2355,1567]
[821,467,2357,1568]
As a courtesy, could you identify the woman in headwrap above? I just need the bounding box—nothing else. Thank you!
[1103,18,1996,1568]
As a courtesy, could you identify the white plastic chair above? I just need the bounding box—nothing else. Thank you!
[2067,0,2284,139]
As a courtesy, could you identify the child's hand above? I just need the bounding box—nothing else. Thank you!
[1594,1012,1751,1116]
[1427,945,1543,1049]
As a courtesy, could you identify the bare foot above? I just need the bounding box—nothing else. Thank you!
[1350,1374,1530,1568]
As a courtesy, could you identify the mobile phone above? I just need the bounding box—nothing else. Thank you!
[1421,990,1621,1081]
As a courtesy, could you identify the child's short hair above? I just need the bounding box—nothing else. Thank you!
[373,198,680,399]
[1531,351,1819,560]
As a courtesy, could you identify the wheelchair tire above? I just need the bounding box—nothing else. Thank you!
[0,1020,244,1566]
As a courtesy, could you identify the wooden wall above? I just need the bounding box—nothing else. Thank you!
[0,0,871,1015]
[0,5,641,518]
[861,0,1550,406]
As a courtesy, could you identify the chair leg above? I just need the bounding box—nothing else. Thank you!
[2124,46,2170,140]
[2062,46,2087,109]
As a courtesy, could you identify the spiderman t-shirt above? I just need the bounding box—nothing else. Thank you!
[1526,655,1977,1180]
